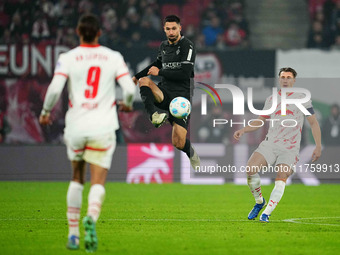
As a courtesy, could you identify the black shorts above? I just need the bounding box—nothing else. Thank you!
[154,86,190,130]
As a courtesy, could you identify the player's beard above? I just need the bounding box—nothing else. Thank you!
[168,34,179,43]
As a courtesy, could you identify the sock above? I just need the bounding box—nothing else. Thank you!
[66,181,83,237]
[263,180,286,215]
[181,139,195,158]
[247,173,263,204]
[140,86,155,117]
[87,184,105,223]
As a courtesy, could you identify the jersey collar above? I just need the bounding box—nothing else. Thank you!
[80,44,100,48]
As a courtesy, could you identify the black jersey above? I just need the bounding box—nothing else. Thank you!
[135,36,196,97]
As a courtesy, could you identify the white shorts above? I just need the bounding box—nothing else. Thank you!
[64,132,116,169]
[254,140,299,172]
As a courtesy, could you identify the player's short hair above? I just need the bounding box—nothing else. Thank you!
[164,15,181,25]
[331,103,339,111]
[278,67,297,78]
[77,13,100,43]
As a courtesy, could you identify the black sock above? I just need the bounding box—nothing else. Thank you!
[182,139,194,158]
[140,86,155,117]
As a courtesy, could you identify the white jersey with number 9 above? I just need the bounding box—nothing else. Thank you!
[44,44,135,137]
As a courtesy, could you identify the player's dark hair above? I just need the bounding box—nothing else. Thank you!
[77,13,100,43]
[331,103,339,111]
[164,15,181,25]
[278,67,297,78]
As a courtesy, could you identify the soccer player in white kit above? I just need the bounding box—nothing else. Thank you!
[39,14,136,251]
[234,67,322,222]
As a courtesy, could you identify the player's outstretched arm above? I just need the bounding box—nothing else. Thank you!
[234,116,266,141]
[307,114,322,162]
[134,46,162,80]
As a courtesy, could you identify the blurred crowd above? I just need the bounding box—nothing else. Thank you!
[3,0,340,51]
[0,0,249,50]
[307,0,340,49]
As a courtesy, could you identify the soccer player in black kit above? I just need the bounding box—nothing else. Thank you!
[132,15,200,169]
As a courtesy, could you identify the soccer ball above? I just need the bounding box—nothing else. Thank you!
[169,97,191,119]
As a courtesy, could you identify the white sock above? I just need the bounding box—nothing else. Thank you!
[67,181,83,237]
[247,173,263,204]
[87,184,105,223]
[263,180,286,215]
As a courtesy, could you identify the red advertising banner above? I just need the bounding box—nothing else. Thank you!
[127,143,174,184]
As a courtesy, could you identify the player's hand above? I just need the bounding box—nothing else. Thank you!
[147,66,159,76]
[132,76,138,85]
[234,129,244,141]
[39,113,52,125]
[118,101,133,112]
[311,145,321,162]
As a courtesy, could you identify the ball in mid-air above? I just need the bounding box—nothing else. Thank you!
[169,97,191,119]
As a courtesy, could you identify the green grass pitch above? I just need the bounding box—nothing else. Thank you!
[0,182,339,255]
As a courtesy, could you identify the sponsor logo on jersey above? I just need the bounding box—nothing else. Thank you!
[162,62,182,69]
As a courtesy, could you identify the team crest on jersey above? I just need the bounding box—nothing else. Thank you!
[176,47,180,55]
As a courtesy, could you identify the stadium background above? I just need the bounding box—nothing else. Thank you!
[0,0,340,185]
